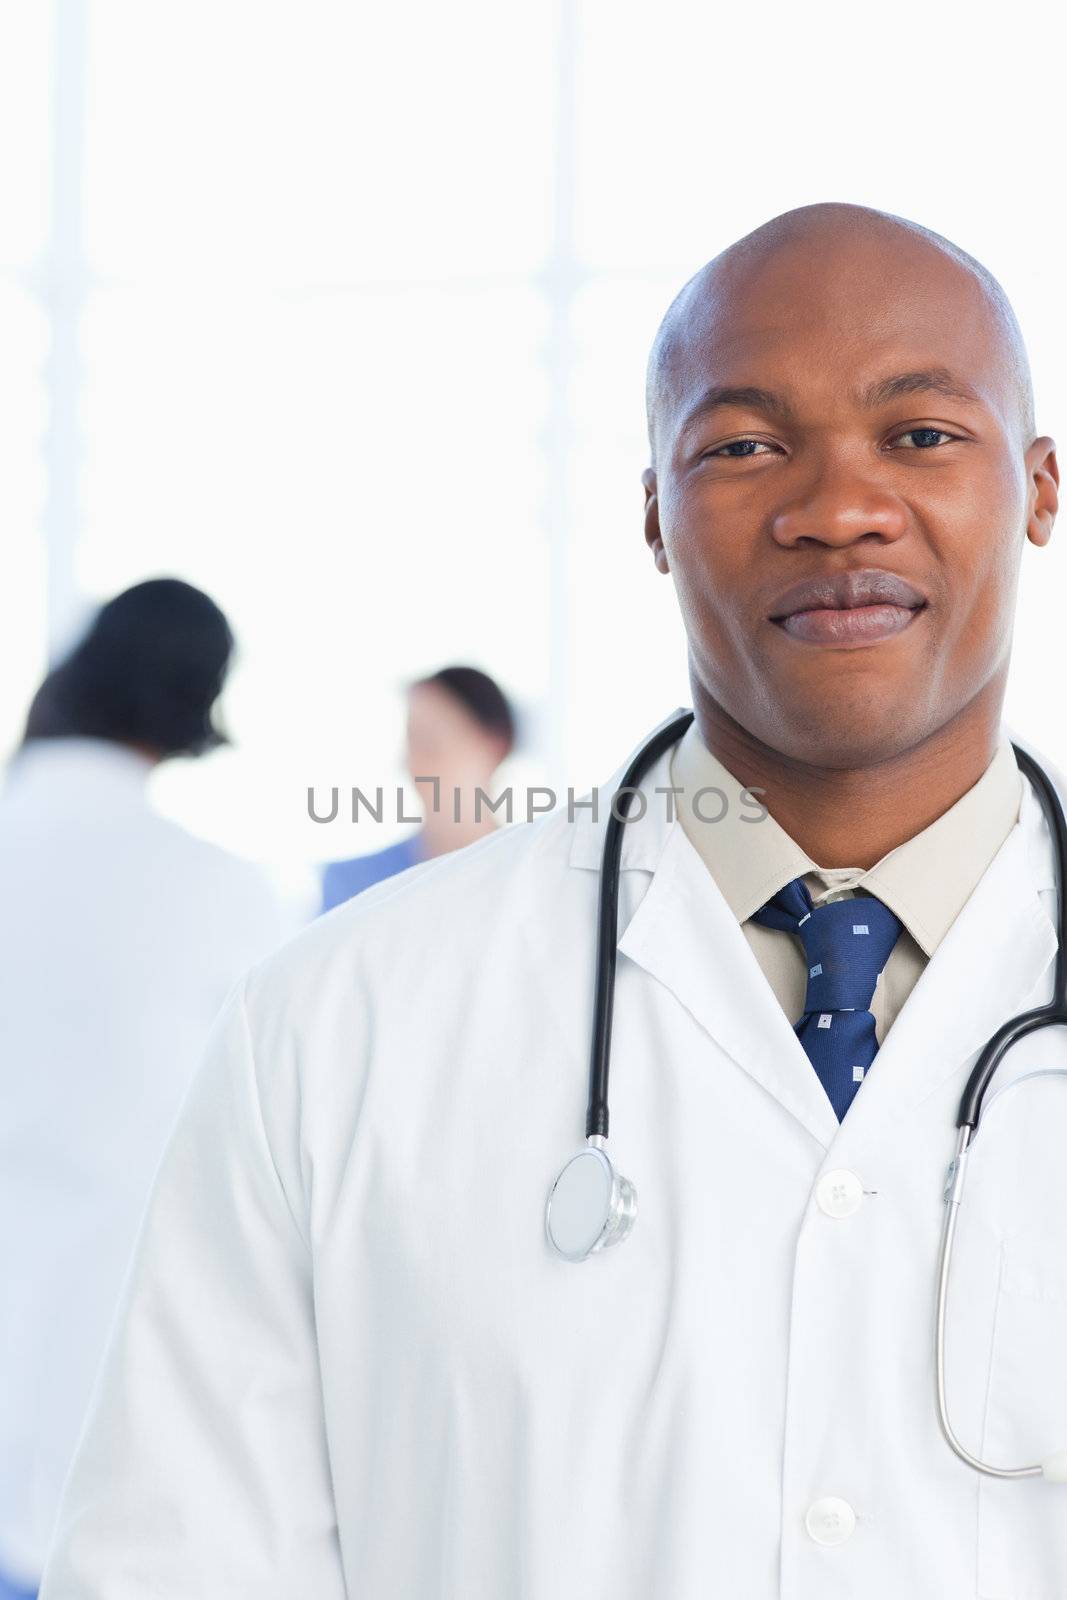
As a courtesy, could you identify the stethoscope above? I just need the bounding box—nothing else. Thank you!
[544,709,1067,1483]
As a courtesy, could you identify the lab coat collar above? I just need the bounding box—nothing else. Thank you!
[568,715,1059,1151]
[567,711,840,1145]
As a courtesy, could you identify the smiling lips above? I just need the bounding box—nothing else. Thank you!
[769,567,928,647]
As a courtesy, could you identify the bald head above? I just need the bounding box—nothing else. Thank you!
[646,202,1035,465]
[639,198,1058,783]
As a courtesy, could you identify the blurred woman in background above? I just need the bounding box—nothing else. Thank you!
[0,578,289,1600]
[321,663,515,912]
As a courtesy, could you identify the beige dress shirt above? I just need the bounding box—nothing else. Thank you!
[669,725,1023,1045]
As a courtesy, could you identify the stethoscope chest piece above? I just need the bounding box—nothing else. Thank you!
[545,1138,637,1262]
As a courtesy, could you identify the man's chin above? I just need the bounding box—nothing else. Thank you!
[753,699,936,772]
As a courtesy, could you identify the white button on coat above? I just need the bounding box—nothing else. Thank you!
[805,1497,857,1546]
[816,1169,865,1217]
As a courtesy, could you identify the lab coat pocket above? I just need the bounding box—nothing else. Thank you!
[977,1233,1067,1600]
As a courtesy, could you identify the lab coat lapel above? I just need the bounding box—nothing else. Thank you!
[834,774,1059,1140]
[568,719,838,1149]
[614,820,841,1150]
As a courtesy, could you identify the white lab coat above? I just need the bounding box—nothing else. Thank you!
[0,738,291,1588]
[38,719,1067,1599]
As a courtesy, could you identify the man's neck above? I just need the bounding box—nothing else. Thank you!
[692,688,1005,871]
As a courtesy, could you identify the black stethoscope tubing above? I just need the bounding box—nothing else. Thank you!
[586,709,694,1139]
[957,743,1067,1129]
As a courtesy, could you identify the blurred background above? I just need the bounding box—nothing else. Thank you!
[3,9,1067,1590]
[2,0,1065,889]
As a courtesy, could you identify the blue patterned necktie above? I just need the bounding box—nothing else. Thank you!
[753,878,903,1120]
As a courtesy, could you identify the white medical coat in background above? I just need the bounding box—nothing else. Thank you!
[0,738,291,1587]
[39,722,1067,1599]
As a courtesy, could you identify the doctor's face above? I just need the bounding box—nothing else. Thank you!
[643,227,1059,768]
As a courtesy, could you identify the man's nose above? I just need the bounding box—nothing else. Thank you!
[769,457,909,548]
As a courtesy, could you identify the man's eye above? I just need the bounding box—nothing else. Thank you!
[892,427,955,449]
[709,439,774,458]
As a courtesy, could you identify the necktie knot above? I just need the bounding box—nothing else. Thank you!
[754,879,902,1013]
[753,876,903,1119]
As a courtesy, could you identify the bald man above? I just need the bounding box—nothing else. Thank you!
[40,206,1064,1600]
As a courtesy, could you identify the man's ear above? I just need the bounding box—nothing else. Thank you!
[1026,437,1059,549]
[642,468,670,574]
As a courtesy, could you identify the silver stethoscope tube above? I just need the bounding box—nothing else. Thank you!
[544,715,1067,1485]
[936,1102,1067,1482]
[934,1126,1044,1480]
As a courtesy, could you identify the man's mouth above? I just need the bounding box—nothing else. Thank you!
[768,568,928,648]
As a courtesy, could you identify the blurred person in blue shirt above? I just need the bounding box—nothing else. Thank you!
[0,580,290,1600]
[321,665,515,912]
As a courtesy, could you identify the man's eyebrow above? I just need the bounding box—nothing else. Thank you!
[676,368,985,434]
[679,384,796,431]
[860,368,983,407]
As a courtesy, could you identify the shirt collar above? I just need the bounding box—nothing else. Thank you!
[670,724,1023,958]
